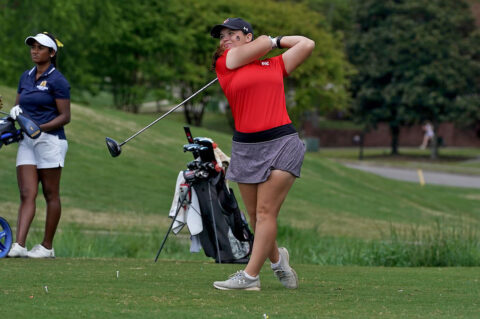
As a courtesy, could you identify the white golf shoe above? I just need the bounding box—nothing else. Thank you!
[7,243,28,258]
[272,247,299,289]
[27,244,55,258]
[213,270,261,291]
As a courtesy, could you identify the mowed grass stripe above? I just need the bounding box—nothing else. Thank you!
[1,259,479,319]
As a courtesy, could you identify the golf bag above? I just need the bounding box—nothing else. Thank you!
[156,127,254,263]
[0,116,23,149]
[192,169,253,263]
[0,109,41,150]
[0,217,13,258]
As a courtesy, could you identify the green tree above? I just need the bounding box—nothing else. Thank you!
[0,0,352,128]
[303,0,355,32]
[202,0,353,127]
[0,0,120,96]
[348,0,480,157]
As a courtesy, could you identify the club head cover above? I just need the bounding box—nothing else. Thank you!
[16,114,41,139]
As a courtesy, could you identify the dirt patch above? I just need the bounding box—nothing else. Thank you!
[71,103,142,132]
[288,211,436,240]
[465,194,480,201]
[0,202,171,232]
[62,208,171,231]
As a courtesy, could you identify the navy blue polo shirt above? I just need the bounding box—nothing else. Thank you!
[17,64,70,139]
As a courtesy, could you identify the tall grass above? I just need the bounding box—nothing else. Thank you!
[25,224,206,260]
[24,220,480,267]
[279,221,480,267]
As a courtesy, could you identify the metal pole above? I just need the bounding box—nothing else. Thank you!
[154,183,191,262]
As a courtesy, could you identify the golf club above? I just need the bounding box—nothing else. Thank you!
[105,77,218,157]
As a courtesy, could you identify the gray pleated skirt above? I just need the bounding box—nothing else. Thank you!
[226,133,306,184]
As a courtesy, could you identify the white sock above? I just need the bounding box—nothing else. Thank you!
[271,253,282,269]
[243,271,259,280]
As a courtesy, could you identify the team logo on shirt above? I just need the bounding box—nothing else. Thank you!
[36,81,49,91]
[261,61,270,66]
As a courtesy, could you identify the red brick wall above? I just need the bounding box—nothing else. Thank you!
[302,121,480,147]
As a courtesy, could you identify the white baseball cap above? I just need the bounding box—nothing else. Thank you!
[25,33,58,52]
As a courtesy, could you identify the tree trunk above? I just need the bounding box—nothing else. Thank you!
[193,105,204,127]
[184,103,204,127]
[184,105,193,125]
[390,125,400,155]
[181,83,210,127]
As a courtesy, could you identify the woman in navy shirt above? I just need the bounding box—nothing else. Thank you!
[7,32,70,258]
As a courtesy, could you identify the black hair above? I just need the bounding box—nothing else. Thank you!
[42,32,59,67]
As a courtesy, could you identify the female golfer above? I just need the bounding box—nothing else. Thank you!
[7,32,70,258]
[210,18,315,290]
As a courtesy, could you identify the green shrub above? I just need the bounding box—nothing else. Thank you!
[276,221,480,267]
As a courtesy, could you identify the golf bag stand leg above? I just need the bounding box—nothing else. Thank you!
[207,184,222,263]
[154,183,191,262]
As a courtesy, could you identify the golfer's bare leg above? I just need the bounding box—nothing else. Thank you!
[38,167,62,249]
[244,170,295,277]
[15,165,39,247]
[238,183,258,230]
[421,136,428,148]
[239,182,281,266]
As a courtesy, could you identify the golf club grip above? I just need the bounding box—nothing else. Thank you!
[184,126,194,143]
[122,78,218,146]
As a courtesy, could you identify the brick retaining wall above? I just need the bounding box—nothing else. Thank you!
[302,121,480,147]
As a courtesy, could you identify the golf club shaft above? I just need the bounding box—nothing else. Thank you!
[120,77,218,146]
[0,110,9,116]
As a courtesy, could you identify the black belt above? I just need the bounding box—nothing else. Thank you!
[233,123,297,143]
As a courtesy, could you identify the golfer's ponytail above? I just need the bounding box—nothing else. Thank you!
[211,46,225,71]
[42,32,63,68]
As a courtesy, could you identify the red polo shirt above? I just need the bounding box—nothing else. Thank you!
[215,50,291,133]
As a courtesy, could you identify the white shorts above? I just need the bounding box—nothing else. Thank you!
[16,133,68,168]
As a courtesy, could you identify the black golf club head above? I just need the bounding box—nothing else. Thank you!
[106,137,122,157]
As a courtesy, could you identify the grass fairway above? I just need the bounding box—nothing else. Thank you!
[2,259,479,318]
[1,85,480,317]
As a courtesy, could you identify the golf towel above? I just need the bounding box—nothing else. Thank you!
[168,171,203,235]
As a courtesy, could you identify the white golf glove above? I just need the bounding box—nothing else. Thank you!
[269,36,278,49]
[268,36,284,49]
[10,105,22,120]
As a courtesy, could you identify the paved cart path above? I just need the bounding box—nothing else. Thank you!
[344,163,480,189]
